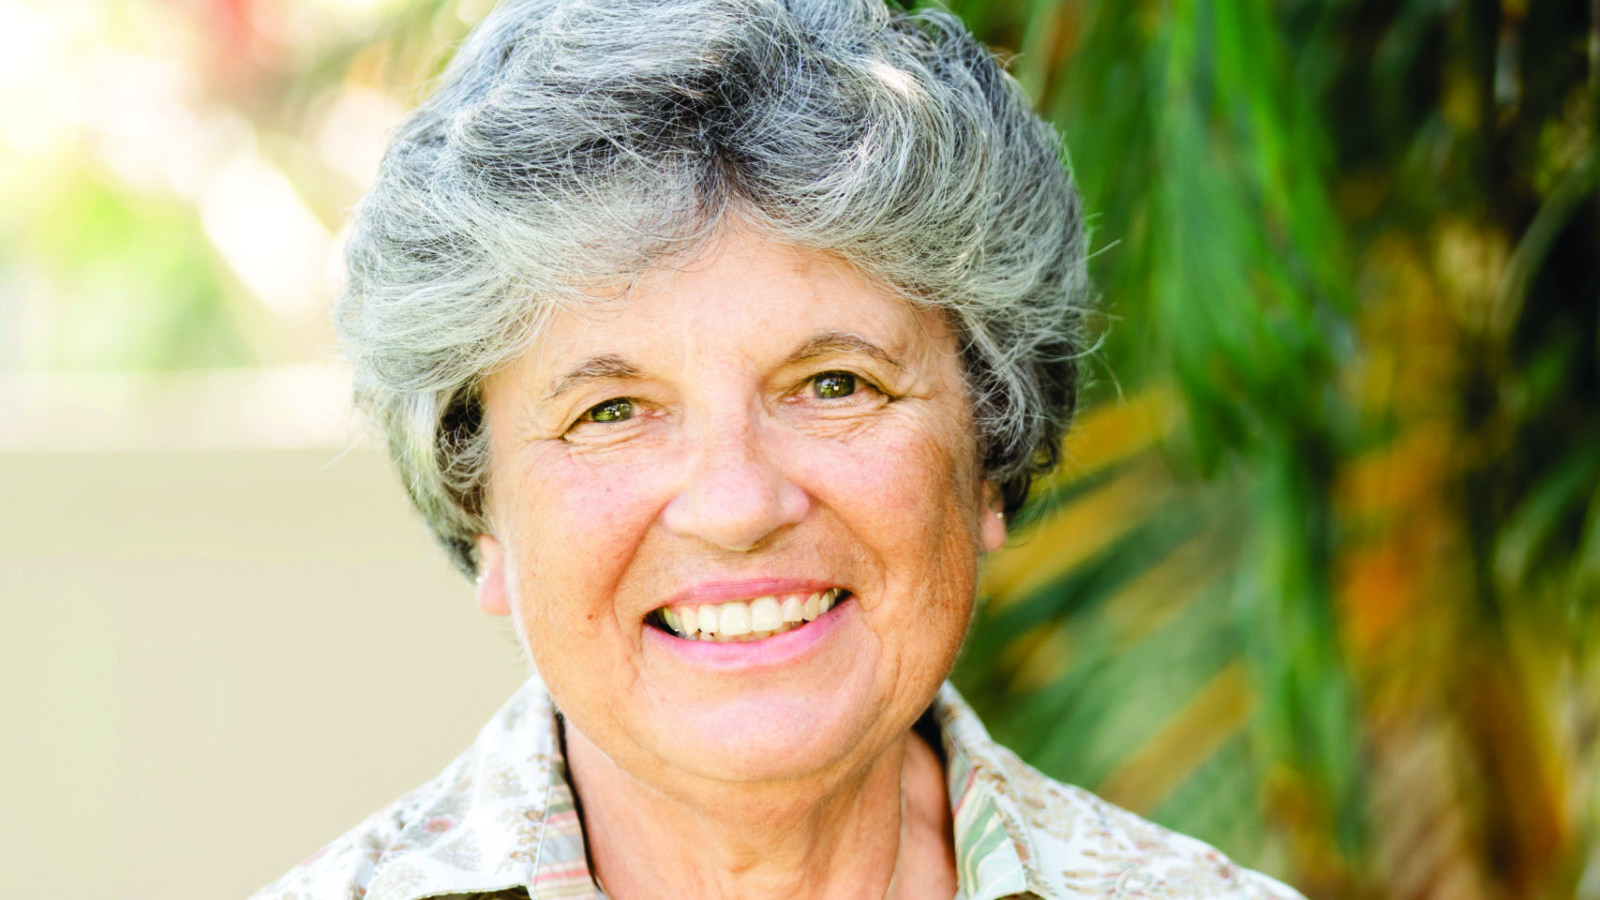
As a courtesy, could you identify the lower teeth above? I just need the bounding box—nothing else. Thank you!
[699,623,799,642]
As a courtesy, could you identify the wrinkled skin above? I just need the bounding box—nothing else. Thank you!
[474,228,1004,899]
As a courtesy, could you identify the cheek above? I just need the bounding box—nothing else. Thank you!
[791,412,985,582]
[499,451,673,630]
[545,463,654,543]
[815,420,984,686]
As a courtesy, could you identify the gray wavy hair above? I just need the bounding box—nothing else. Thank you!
[339,0,1089,577]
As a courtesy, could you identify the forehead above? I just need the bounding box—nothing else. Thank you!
[518,232,960,379]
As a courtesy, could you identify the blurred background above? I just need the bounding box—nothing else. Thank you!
[0,0,1594,897]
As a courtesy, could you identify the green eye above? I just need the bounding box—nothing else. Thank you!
[813,372,857,400]
[586,398,634,423]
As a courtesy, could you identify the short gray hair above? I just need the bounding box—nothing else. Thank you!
[339,0,1088,577]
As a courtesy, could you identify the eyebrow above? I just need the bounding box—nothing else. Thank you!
[783,331,902,369]
[541,332,899,402]
[544,354,643,401]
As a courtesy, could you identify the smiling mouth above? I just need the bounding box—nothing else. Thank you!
[647,588,847,643]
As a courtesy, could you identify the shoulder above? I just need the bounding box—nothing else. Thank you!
[248,801,392,898]
[246,752,476,900]
[982,741,1306,900]
[248,680,561,900]
[931,683,1304,900]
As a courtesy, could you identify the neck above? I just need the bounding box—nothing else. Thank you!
[564,722,954,900]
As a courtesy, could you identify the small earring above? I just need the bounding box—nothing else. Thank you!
[996,510,1005,519]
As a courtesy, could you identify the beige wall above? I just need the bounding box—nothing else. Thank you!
[0,439,528,898]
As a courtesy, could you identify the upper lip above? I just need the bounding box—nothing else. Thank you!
[655,577,848,611]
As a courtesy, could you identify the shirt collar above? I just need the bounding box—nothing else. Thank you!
[362,677,1051,900]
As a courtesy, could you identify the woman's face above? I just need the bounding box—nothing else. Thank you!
[477,229,1006,792]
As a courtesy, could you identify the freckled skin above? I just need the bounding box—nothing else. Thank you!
[474,229,1004,898]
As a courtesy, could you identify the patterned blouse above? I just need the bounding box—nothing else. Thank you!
[251,679,1304,900]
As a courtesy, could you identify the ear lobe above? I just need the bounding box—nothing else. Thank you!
[980,484,1008,552]
[981,505,1008,552]
[475,534,511,617]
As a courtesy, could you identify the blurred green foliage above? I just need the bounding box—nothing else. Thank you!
[939,2,1599,898]
[23,172,249,369]
[3,0,1594,897]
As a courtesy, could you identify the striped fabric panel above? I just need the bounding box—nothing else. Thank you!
[952,791,1029,900]
[528,757,602,899]
[939,685,1038,900]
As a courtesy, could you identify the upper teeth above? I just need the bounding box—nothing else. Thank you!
[658,589,841,642]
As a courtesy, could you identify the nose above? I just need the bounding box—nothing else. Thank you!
[661,414,810,552]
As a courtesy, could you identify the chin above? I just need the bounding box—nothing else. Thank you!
[633,677,891,786]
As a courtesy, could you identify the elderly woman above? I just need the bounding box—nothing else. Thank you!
[255,1,1303,898]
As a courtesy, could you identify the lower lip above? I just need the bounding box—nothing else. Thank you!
[642,597,850,671]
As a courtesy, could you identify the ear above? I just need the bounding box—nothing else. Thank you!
[474,534,511,617]
[980,483,1008,552]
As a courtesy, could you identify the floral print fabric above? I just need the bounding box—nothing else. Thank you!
[251,679,1304,900]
